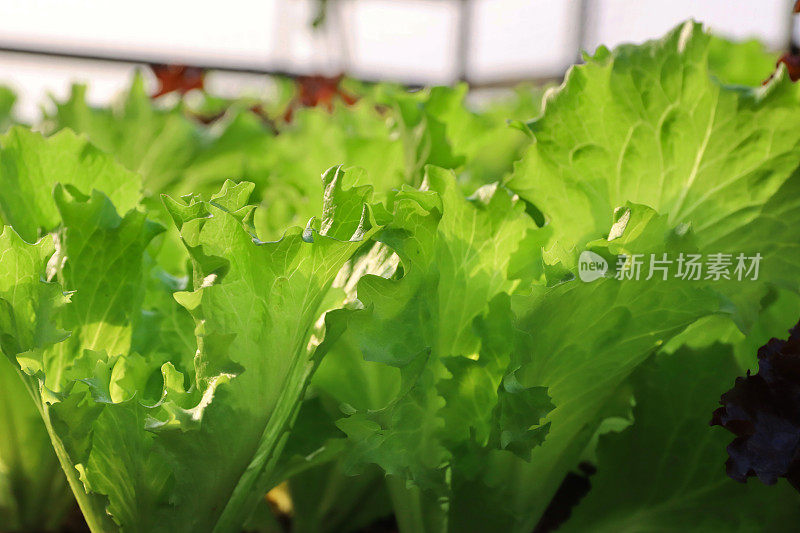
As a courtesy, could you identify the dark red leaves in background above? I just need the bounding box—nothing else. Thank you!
[711,322,800,491]
[775,53,800,82]
[150,64,205,98]
[283,74,357,122]
[295,74,357,109]
[761,2,800,83]
[147,65,356,124]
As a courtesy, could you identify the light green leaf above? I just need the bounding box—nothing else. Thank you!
[0,226,74,532]
[507,23,800,318]
[0,86,16,133]
[495,25,800,527]
[37,185,163,393]
[329,166,548,531]
[250,102,405,240]
[0,353,73,531]
[50,75,200,194]
[0,127,141,242]
[707,35,777,87]
[375,84,534,192]
[1,163,381,532]
[156,167,382,532]
[456,204,722,533]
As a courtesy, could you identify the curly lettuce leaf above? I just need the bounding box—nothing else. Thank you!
[508,21,800,247]
[493,25,800,528]
[326,166,549,531]
[506,22,800,328]
[0,225,74,531]
[154,167,381,531]
[443,204,721,533]
[249,102,405,240]
[14,183,170,532]
[375,84,533,192]
[0,129,381,531]
[0,127,142,244]
[278,397,393,533]
[0,131,79,531]
[50,75,200,194]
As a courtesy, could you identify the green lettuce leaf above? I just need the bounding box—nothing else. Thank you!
[249,102,405,240]
[0,86,16,133]
[175,108,274,198]
[563,344,800,532]
[49,75,200,194]
[0,345,73,531]
[26,182,167,532]
[506,22,800,325]
[0,225,74,531]
[496,25,800,528]
[281,397,394,533]
[707,35,777,87]
[0,133,78,533]
[1,24,798,533]
[155,167,382,531]
[0,126,382,531]
[327,166,550,531]
[0,126,141,242]
[375,84,533,192]
[449,206,721,533]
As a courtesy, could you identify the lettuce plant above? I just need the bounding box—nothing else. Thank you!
[0,19,799,533]
[309,21,800,532]
[0,126,382,531]
[494,21,800,530]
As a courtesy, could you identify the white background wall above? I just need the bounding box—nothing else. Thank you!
[0,0,792,121]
